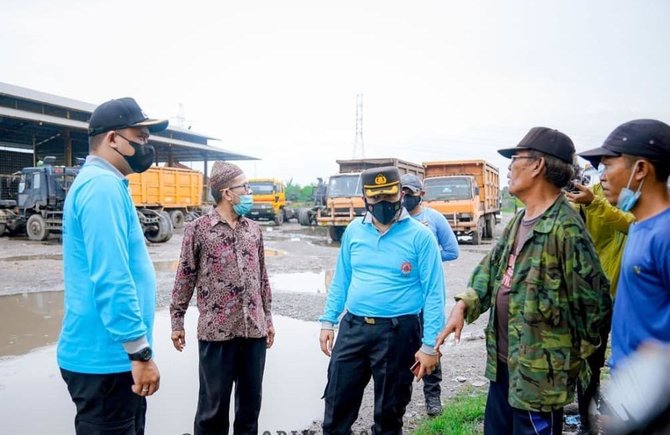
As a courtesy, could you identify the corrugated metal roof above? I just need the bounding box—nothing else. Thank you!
[0,106,257,161]
[0,82,96,112]
[0,81,219,140]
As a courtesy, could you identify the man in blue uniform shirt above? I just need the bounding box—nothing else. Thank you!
[319,166,446,434]
[58,98,167,434]
[401,173,459,417]
[580,119,670,370]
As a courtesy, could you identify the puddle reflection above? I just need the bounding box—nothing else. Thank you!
[270,271,333,294]
[0,302,329,434]
[0,291,63,357]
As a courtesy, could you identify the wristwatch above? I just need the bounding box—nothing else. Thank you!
[128,347,153,362]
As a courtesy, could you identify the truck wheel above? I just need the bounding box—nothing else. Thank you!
[145,211,173,243]
[472,218,484,245]
[0,223,5,236]
[274,209,284,226]
[485,216,494,239]
[158,211,174,242]
[169,210,185,229]
[26,214,49,241]
[298,208,311,226]
[329,226,344,242]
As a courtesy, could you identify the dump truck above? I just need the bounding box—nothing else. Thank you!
[246,178,287,225]
[317,158,424,242]
[127,166,204,229]
[0,157,175,242]
[422,160,500,245]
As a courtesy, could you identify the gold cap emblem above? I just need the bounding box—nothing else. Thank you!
[374,174,387,185]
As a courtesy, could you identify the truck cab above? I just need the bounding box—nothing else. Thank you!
[16,159,79,240]
[423,175,480,234]
[248,178,287,225]
[422,160,500,245]
[317,173,365,241]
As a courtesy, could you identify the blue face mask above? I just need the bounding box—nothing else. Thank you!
[232,194,253,216]
[616,161,645,212]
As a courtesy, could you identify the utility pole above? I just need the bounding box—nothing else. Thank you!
[352,94,364,159]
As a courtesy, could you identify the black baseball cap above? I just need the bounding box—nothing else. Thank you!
[498,127,575,163]
[361,166,400,197]
[88,97,169,137]
[579,119,670,162]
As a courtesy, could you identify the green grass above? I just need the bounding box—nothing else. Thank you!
[413,389,487,435]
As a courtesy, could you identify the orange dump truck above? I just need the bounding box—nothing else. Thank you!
[422,160,500,244]
[127,166,204,232]
[317,158,424,242]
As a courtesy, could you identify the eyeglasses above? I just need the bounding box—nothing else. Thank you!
[115,131,149,145]
[228,183,251,192]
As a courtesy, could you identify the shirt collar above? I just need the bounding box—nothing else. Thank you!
[520,194,565,234]
[207,207,248,228]
[85,155,125,180]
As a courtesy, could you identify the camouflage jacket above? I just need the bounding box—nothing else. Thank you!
[456,195,612,412]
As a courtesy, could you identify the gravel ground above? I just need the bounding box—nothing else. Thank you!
[2,215,578,433]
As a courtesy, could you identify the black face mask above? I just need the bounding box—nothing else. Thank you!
[114,133,155,173]
[402,195,421,212]
[365,199,402,225]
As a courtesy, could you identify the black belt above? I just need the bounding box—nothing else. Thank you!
[345,312,419,326]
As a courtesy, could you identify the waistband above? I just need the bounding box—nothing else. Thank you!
[345,312,419,326]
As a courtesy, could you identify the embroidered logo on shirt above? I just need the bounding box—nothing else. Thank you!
[633,265,641,275]
[400,261,413,275]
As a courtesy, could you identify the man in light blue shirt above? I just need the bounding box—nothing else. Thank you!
[401,173,459,417]
[58,98,167,434]
[319,166,445,434]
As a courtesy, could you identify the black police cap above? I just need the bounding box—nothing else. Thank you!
[361,166,401,197]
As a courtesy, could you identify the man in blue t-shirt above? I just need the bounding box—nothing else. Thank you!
[58,98,167,434]
[580,119,670,370]
[401,173,459,417]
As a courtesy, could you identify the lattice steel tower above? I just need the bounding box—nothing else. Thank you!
[352,94,364,158]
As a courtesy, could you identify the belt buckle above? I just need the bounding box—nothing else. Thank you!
[363,317,376,325]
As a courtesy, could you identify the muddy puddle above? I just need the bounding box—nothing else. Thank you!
[269,270,333,294]
[0,292,329,434]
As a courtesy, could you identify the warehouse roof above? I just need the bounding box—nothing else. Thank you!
[0,82,256,163]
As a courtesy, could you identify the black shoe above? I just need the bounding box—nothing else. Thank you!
[426,398,443,417]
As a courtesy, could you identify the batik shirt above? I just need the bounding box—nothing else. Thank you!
[170,209,273,341]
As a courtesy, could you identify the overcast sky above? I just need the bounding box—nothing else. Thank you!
[2,0,670,184]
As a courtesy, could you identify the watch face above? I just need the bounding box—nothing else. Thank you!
[139,347,152,360]
[130,347,152,361]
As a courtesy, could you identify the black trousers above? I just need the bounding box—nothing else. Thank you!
[484,362,563,435]
[61,368,146,435]
[577,312,612,432]
[322,313,421,435]
[422,363,443,402]
[194,338,267,435]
